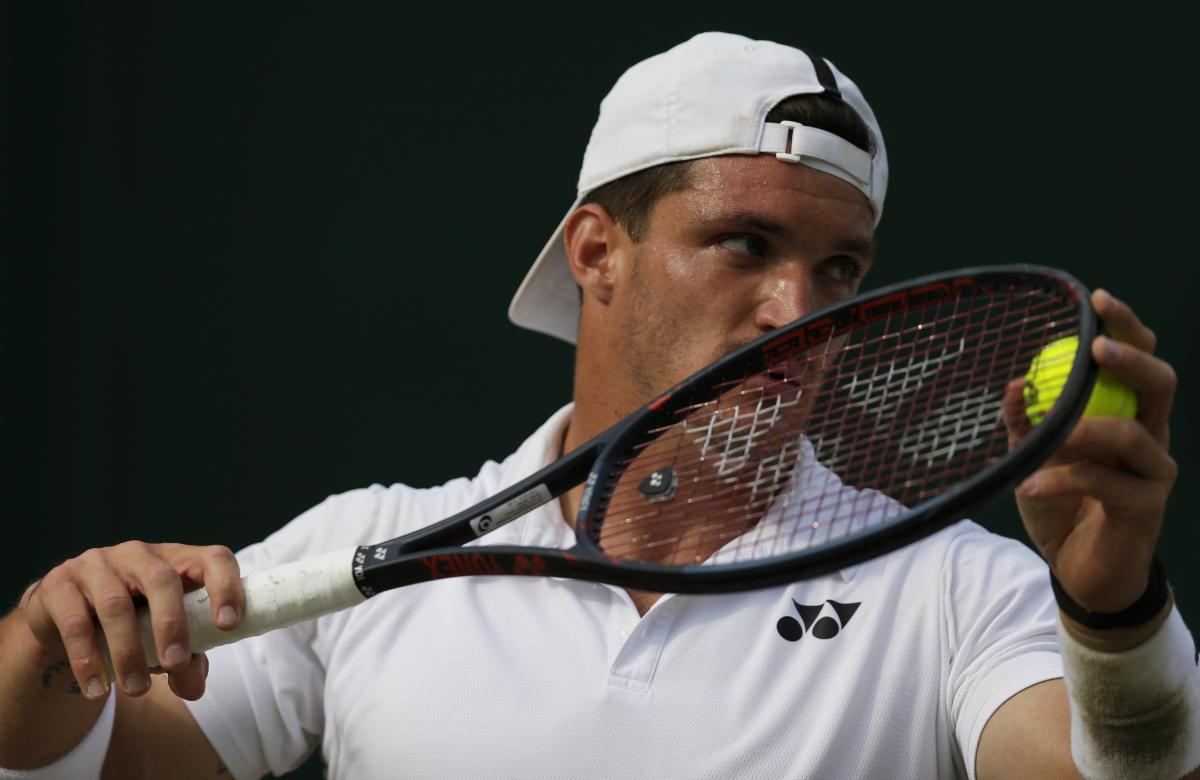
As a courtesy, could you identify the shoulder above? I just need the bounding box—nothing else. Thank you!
[894,520,1054,611]
[918,522,1058,649]
[852,521,1055,638]
[872,520,1047,580]
[862,520,1046,589]
[936,521,1051,594]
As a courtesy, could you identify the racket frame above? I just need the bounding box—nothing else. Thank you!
[356,263,1099,596]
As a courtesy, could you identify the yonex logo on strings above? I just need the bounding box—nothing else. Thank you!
[776,599,861,642]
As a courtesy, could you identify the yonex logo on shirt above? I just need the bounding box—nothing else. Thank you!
[776,599,861,642]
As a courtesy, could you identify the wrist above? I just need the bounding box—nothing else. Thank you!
[0,611,110,770]
[1050,556,1170,644]
[1059,589,1173,653]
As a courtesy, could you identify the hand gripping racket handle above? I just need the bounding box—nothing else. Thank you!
[100,547,365,682]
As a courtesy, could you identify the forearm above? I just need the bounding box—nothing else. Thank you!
[1059,595,1200,780]
[0,610,109,770]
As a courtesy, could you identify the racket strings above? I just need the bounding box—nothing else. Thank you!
[587,286,1080,567]
[682,389,807,478]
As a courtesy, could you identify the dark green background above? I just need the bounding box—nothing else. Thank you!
[4,3,1197,777]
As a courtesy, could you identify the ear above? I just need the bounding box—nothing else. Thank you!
[562,203,629,305]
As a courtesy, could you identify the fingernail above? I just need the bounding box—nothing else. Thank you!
[1099,336,1120,361]
[84,677,107,699]
[218,605,239,628]
[124,670,149,695]
[163,643,189,666]
[1019,475,1039,495]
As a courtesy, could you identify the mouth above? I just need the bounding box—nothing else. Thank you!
[763,362,807,392]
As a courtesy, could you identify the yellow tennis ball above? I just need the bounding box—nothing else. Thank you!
[1024,335,1138,425]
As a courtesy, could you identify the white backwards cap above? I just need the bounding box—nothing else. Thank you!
[508,31,889,344]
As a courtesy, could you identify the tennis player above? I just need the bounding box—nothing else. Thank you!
[1,32,1195,779]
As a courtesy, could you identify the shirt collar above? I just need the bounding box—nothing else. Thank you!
[510,404,576,550]
[504,403,858,583]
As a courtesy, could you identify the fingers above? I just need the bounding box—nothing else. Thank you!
[1017,417,1176,515]
[18,541,242,704]
[1092,288,1156,353]
[166,652,209,701]
[1001,377,1033,447]
[1038,416,1177,482]
[27,570,110,700]
[121,543,191,671]
[1090,334,1176,443]
[1017,458,1170,523]
[160,544,242,628]
[75,548,154,696]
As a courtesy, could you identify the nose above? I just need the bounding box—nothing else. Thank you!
[753,266,816,333]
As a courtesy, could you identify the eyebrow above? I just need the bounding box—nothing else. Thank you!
[723,211,789,236]
[715,210,876,257]
[831,236,876,258]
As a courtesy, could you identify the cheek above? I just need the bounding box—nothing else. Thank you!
[619,250,733,388]
[631,249,706,337]
[656,247,706,290]
[655,247,755,318]
[651,252,759,363]
[652,257,722,335]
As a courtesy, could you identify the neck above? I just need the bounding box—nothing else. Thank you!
[559,395,665,617]
[558,318,643,529]
[558,378,605,532]
[558,322,680,617]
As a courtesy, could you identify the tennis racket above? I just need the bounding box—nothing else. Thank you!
[103,264,1102,669]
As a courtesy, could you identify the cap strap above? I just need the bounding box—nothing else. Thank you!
[759,121,873,188]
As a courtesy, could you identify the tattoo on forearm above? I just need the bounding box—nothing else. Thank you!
[213,762,230,777]
[40,660,81,695]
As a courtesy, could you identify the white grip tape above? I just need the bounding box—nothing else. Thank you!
[100,547,365,680]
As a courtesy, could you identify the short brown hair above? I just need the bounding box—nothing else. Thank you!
[580,93,875,240]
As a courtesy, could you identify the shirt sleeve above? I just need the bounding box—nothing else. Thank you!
[183,482,456,779]
[941,527,1064,780]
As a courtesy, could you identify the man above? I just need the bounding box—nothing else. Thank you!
[0,32,1194,779]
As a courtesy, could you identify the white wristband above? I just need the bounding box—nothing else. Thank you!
[0,693,114,779]
[1059,606,1200,780]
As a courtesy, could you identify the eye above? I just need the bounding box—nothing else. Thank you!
[822,257,868,283]
[717,234,767,257]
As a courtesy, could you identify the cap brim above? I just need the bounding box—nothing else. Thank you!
[507,196,584,345]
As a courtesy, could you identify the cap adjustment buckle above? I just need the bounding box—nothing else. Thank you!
[765,120,874,189]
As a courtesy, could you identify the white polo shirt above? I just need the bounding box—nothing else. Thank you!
[186,405,1062,779]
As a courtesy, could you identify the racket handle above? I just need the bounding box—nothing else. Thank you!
[99,547,365,683]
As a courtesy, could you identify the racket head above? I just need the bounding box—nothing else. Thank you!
[570,264,1098,591]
